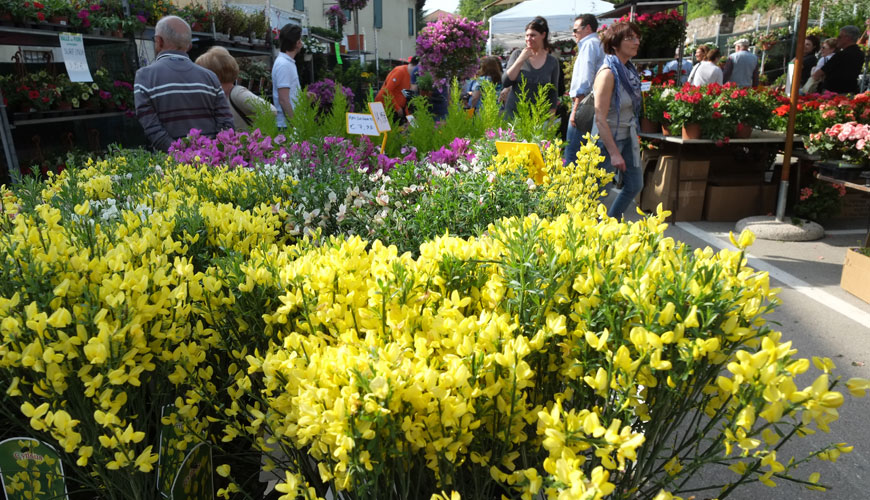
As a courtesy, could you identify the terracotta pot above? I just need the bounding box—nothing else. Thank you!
[191,22,203,32]
[661,123,673,136]
[111,29,123,38]
[641,117,660,134]
[734,122,753,139]
[681,122,702,140]
[57,101,72,111]
[49,16,69,25]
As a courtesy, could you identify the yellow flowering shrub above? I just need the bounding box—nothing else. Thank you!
[0,145,867,500]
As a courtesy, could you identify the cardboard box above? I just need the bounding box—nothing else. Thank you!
[640,156,709,220]
[841,248,870,304]
[704,183,772,222]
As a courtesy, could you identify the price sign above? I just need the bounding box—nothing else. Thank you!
[346,113,380,136]
[406,114,416,127]
[59,33,92,82]
[641,81,652,92]
[367,102,392,133]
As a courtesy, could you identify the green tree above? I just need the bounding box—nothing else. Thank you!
[455,0,511,22]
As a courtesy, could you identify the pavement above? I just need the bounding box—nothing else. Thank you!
[659,214,870,499]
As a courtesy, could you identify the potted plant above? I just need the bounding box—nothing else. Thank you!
[716,85,769,137]
[247,10,268,44]
[806,122,870,176]
[666,83,733,141]
[415,15,487,91]
[325,5,347,36]
[44,0,72,26]
[793,179,846,223]
[415,71,434,97]
[622,9,685,59]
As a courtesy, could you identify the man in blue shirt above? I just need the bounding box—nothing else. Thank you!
[272,24,302,129]
[663,48,692,84]
[563,14,604,166]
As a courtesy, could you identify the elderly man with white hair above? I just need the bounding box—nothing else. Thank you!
[723,38,758,88]
[813,25,864,94]
[134,16,234,151]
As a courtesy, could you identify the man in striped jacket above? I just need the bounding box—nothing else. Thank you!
[134,16,234,151]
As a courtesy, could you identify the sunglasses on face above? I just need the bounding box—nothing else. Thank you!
[573,26,585,33]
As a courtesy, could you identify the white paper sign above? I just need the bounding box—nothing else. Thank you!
[59,33,92,82]
[641,81,652,92]
[346,113,380,136]
[367,101,392,133]
[406,114,416,127]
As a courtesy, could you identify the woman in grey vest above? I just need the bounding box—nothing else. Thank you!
[592,21,644,219]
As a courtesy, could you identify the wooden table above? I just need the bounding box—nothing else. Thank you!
[638,130,798,220]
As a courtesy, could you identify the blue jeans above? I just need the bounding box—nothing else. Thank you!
[597,137,643,219]
[563,122,584,165]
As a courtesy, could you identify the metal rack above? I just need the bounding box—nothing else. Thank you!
[0,26,134,182]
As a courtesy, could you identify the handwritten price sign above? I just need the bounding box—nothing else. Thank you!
[59,33,93,82]
[346,113,381,136]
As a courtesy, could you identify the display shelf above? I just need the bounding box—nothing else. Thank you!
[597,1,685,19]
[0,25,129,46]
[12,111,126,128]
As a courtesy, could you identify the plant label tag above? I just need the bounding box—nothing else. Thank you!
[406,114,416,127]
[641,81,651,92]
[59,33,93,82]
[494,141,546,183]
[170,443,213,500]
[367,102,392,133]
[0,437,68,500]
[346,113,380,136]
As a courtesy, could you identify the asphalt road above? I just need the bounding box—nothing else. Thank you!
[662,217,870,500]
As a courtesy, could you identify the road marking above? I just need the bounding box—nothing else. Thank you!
[676,222,870,328]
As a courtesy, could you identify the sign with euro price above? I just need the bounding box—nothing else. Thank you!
[367,101,392,133]
[59,33,93,82]
[346,113,381,136]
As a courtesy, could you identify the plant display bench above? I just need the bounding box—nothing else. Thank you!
[639,130,797,222]
[815,173,870,247]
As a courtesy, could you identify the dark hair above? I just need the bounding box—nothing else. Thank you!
[477,55,502,82]
[279,24,302,53]
[409,56,419,65]
[525,16,551,50]
[694,44,709,59]
[575,13,598,33]
[805,34,820,52]
[705,48,721,62]
[600,21,640,55]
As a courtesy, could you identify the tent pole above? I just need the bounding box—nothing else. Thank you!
[775,0,809,222]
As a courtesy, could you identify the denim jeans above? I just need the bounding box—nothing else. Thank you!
[597,137,643,219]
[563,122,583,166]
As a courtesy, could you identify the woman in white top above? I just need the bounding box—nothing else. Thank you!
[196,46,277,131]
[689,48,723,86]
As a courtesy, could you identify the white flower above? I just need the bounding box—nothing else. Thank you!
[526,178,536,191]
[376,192,389,206]
[328,191,338,204]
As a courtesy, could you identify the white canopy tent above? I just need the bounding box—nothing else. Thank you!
[487,0,614,53]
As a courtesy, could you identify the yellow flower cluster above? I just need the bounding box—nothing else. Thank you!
[1,146,868,500]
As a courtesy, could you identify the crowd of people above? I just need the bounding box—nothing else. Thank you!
[132,14,870,220]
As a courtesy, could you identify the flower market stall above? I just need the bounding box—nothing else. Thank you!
[0,72,869,500]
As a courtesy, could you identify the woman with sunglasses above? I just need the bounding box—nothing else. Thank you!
[592,21,644,219]
[502,16,560,119]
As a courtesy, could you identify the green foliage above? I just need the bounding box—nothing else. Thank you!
[320,83,351,139]
[249,96,279,137]
[406,96,440,154]
[285,90,321,143]
[474,79,505,133]
[436,79,477,144]
[511,78,558,143]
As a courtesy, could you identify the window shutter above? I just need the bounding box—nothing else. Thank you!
[374,0,383,29]
[408,8,414,36]
[294,0,304,12]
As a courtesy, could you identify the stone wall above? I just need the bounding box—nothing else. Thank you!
[686,7,793,44]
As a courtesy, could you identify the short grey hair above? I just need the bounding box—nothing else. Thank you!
[155,15,192,50]
[734,38,750,48]
[839,25,861,42]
